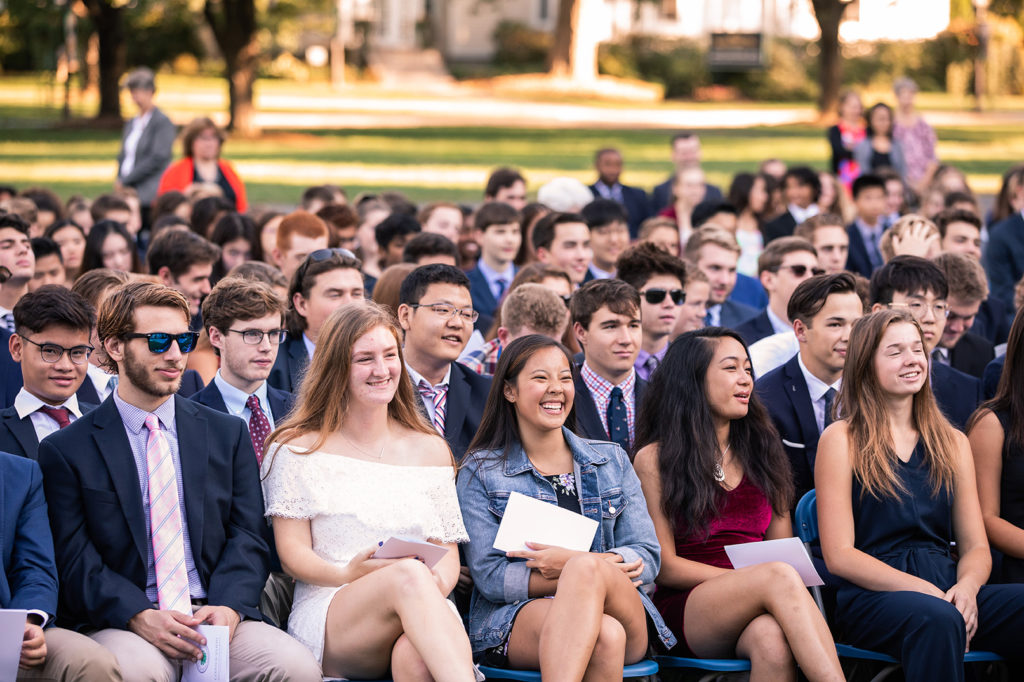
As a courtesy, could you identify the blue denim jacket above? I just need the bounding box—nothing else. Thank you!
[456,427,676,652]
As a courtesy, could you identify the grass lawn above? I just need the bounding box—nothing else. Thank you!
[2,74,1022,207]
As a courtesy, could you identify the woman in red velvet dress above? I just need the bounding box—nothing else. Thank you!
[634,327,843,681]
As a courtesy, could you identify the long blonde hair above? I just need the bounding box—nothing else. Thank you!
[838,309,958,500]
[263,301,438,465]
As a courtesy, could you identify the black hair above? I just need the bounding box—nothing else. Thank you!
[81,220,141,274]
[30,237,62,263]
[374,212,421,251]
[209,212,261,282]
[465,334,577,464]
[485,167,525,199]
[634,328,793,536]
[581,199,628,230]
[531,211,587,252]
[0,213,31,236]
[570,278,640,331]
[474,201,522,232]
[20,188,64,220]
[691,200,738,229]
[852,173,886,199]
[615,243,687,292]
[727,172,764,215]
[865,102,895,139]
[190,196,233,237]
[783,166,822,203]
[286,249,363,337]
[869,255,948,305]
[787,272,860,325]
[152,215,192,237]
[935,208,982,237]
[398,263,471,305]
[943,191,978,210]
[301,185,336,209]
[402,232,459,264]
[43,219,85,242]
[13,284,95,335]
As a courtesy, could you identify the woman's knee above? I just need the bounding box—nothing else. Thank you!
[911,596,965,637]
[743,615,793,669]
[559,553,609,584]
[391,634,431,682]
[381,559,437,599]
[592,615,627,662]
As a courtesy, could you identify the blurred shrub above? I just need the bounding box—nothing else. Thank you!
[599,36,708,98]
[493,21,550,68]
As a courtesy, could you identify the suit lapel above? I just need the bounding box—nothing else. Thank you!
[76,378,101,405]
[267,387,293,423]
[444,364,469,444]
[92,400,148,562]
[3,411,39,459]
[572,372,605,440]
[288,338,308,389]
[783,357,822,469]
[174,397,207,560]
[470,270,498,317]
[203,384,229,413]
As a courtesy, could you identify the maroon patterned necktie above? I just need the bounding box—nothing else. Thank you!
[246,395,271,465]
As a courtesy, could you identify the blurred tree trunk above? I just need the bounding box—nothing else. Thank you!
[81,0,123,121]
[549,0,597,81]
[203,0,261,135]
[811,0,853,116]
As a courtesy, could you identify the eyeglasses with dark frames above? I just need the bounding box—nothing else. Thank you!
[639,288,685,305]
[124,332,200,354]
[18,335,93,365]
[226,328,288,345]
[409,303,479,323]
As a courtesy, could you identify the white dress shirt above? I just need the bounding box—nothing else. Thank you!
[86,363,117,402]
[766,307,792,335]
[119,109,154,178]
[797,354,841,434]
[749,332,799,379]
[14,388,83,443]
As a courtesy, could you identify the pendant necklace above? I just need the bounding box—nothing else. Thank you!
[714,444,731,483]
[341,430,388,462]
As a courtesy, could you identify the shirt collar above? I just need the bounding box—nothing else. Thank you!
[766,306,792,335]
[112,388,176,435]
[581,361,636,395]
[213,370,269,417]
[476,259,515,287]
[301,333,316,360]
[405,362,452,390]
[14,387,83,420]
[86,362,114,392]
[588,263,614,280]
[797,353,840,403]
[856,217,885,241]
[789,204,819,224]
[635,345,667,368]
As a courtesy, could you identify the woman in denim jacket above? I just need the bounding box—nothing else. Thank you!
[457,335,675,679]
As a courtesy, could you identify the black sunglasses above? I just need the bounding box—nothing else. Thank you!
[776,264,826,277]
[639,288,685,305]
[295,248,358,284]
[124,332,200,354]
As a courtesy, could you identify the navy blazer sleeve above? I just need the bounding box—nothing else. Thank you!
[985,216,1024,309]
[5,457,58,618]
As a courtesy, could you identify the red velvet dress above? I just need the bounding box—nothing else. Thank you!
[653,476,773,656]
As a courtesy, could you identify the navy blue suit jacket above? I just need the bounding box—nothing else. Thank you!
[932,362,982,431]
[571,369,647,453]
[0,453,58,619]
[75,369,204,405]
[589,183,651,238]
[985,213,1024,310]
[730,273,769,310]
[38,395,269,630]
[972,297,1012,347]
[0,402,98,461]
[845,223,879,279]
[466,266,512,322]
[735,310,776,347]
[948,332,995,380]
[763,211,797,244]
[651,177,723,214]
[0,329,19,410]
[983,355,1005,401]
[191,381,295,425]
[756,354,820,510]
[718,299,759,330]
[267,335,309,394]
[430,362,492,463]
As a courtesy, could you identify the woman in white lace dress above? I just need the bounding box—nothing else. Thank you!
[261,302,477,681]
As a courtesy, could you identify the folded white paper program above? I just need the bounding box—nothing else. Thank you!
[724,537,824,587]
[182,624,229,682]
[373,537,449,568]
[493,491,599,553]
[0,609,27,682]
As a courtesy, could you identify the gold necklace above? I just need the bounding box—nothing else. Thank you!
[341,430,388,462]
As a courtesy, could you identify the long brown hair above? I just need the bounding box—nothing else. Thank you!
[968,309,1024,453]
[264,301,438,463]
[839,309,958,500]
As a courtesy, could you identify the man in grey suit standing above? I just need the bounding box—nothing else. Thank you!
[115,68,176,229]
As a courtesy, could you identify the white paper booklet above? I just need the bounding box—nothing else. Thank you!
[373,537,449,568]
[493,491,599,553]
[183,624,229,682]
[724,537,824,587]
[0,610,26,682]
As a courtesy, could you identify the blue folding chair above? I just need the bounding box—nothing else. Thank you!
[794,489,1006,682]
[656,654,751,681]
[479,659,658,680]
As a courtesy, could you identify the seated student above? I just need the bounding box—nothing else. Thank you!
[845,174,889,278]
[570,279,645,451]
[28,237,66,292]
[419,201,464,246]
[755,273,865,508]
[532,212,593,289]
[484,167,528,211]
[192,277,294,441]
[589,147,651,237]
[580,198,630,281]
[268,248,365,393]
[794,213,850,276]
[0,449,122,680]
[402,232,459,267]
[466,201,522,326]
[637,216,681,258]
[0,286,95,460]
[0,213,34,333]
[735,237,821,346]
[316,203,359,252]
[932,253,994,378]
[461,283,568,376]
[37,281,319,680]
[869,256,982,430]
[397,264,491,461]
[271,211,330,283]
[673,264,711,337]
[262,302,477,680]
[763,167,821,244]
[816,309,1024,681]
[375,213,421,270]
[457,335,675,674]
[633,329,844,681]
[615,243,687,380]
[684,227,758,329]
[877,214,941,264]
[970,310,1024,585]
[146,228,219,329]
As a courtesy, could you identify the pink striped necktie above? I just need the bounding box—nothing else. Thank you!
[145,414,191,614]
[417,380,447,435]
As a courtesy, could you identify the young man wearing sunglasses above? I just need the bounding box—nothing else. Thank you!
[0,286,95,460]
[615,243,688,381]
[269,248,364,392]
[398,264,491,462]
[37,280,320,679]
[735,236,820,346]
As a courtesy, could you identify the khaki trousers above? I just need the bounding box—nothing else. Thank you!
[17,626,122,681]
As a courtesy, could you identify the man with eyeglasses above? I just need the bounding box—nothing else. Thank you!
[869,255,981,430]
[37,281,320,679]
[0,286,95,460]
[614,243,687,381]
[397,264,491,462]
[932,252,994,379]
[269,248,365,393]
[736,237,821,346]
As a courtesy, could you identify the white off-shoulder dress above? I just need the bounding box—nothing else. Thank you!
[261,444,470,663]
